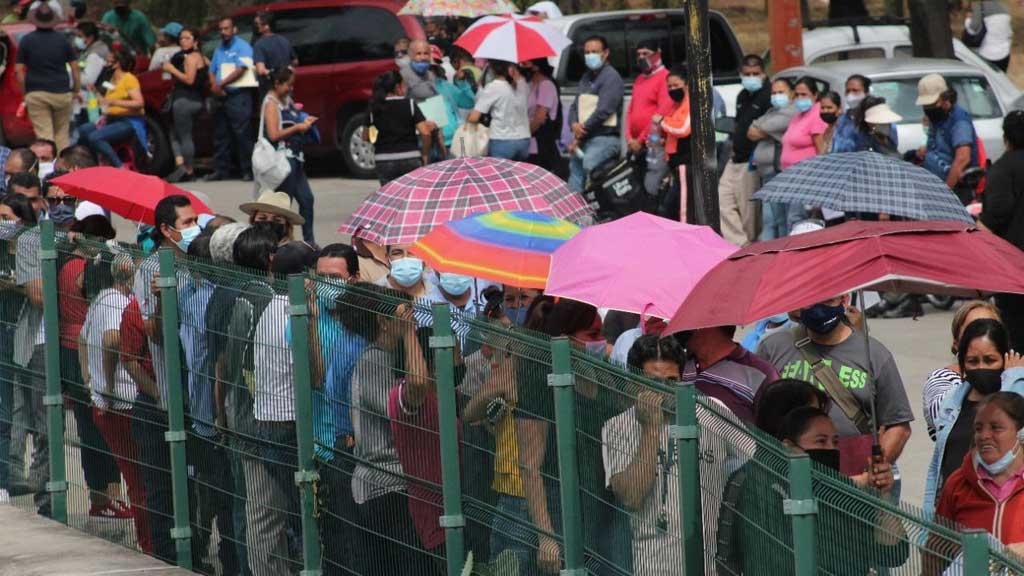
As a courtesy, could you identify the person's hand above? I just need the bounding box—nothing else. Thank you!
[538,534,561,574]
[567,140,578,155]
[211,82,225,97]
[161,61,175,74]
[425,120,438,132]
[395,303,417,336]
[73,93,84,104]
[571,122,586,139]
[1006,350,1024,370]
[635,389,664,430]
[652,114,664,124]
[867,457,895,494]
[627,139,642,154]
[845,304,864,331]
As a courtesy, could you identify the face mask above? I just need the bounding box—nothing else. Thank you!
[410,61,431,76]
[583,339,607,358]
[49,204,75,225]
[115,6,131,17]
[509,306,529,326]
[800,302,846,335]
[174,225,201,252]
[805,448,841,471]
[390,257,424,288]
[73,37,86,51]
[439,272,473,297]
[966,368,1003,395]
[520,67,534,80]
[845,93,865,109]
[254,220,288,243]
[924,106,949,125]
[794,97,814,113]
[317,279,347,311]
[771,93,789,109]
[0,221,19,240]
[973,431,1024,476]
[741,76,763,93]
[668,88,685,103]
[820,112,838,125]
[584,53,604,71]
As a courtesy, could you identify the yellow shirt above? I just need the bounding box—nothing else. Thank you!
[491,410,524,497]
[105,73,142,116]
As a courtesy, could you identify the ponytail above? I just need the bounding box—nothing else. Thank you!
[370,70,403,118]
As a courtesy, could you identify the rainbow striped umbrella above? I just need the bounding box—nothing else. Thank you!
[410,210,580,289]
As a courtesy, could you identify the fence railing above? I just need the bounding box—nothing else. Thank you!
[1,220,1023,576]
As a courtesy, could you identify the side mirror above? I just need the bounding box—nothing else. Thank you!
[714,116,736,135]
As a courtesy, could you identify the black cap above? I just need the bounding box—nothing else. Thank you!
[271,241,319,277]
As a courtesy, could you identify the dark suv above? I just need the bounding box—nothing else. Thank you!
[136,0,424,178]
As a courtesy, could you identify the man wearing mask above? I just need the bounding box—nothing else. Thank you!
[100,0,155,55]
[719,54,771,247]
[374,244,441,327]
[756,295,914,487]
[914,74,978,193]
[399,39,439,103]
[567,35,624,194]
[42,172,76,230]
[74,21,111,113]
[207,17,256,182]
[626,40,672,156]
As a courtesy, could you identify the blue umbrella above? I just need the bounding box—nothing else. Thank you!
[753,151,973,224]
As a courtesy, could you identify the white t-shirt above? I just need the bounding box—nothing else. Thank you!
[253,295,294,422]
[473,78,531,141]
[83,289,136,411]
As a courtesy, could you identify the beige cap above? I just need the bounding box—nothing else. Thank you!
[239,190,305,225]
[864,102,903,125]
[916,74,948,106]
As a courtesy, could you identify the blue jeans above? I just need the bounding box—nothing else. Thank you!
[278,157,314,243]
[490,494,535,571]
[569,135,620,193]
[760,201,790,240]
[488,138,530,161]
[78,119,137,168]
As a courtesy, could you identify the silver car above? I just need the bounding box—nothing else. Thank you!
[775,58,1009,160]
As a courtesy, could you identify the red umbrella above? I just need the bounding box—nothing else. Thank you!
[665,220,1024,334]
[51,167,212,225]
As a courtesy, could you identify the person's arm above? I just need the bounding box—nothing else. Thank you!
[78,331,91,389]
[878,422,911,465]
[165,52,201,85]
[530,104,550,134]
[747,125,768,141]
[813,132,826,155]
[582,71,624,134]
[980,164,1013,233]
[308,304,324,390]
[125,358,160,399]
[102,329,120,399]
[253,43,269,78]
[608,391,663,511]
[398,307,431,410]
[15,63,26,94]
[104,83,144,112]
[463,356,515,424]
[516,417,560,574]
[418,122,432,164]
[208,69,221,96]
[24,279,43,309]
[264,99,312,142]
[70,61,81,96]
[945,145,973,189]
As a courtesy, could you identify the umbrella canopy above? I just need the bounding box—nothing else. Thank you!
[410,210,580,288]
[665,220,1024,334]
[545,213,736,319]
[454,14,571,62]
[752,151,972,224]
[51,167,212,225]
[398,0,516,17]
[339,157,592,246]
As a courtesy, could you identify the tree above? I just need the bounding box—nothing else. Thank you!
[908,0,955,58]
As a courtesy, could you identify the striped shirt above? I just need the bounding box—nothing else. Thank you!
[923,368,964,441]
[351,345,406,504]
[683,346,779,424]
[181,280,216,436]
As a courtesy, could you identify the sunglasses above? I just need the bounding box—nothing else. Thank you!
[47,197,76,207]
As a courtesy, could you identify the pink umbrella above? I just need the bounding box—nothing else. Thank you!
[545,212,736,319]
[454,14,572,62]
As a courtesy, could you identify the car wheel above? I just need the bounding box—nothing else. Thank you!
[140,115,172,176]
[339,112,375,179]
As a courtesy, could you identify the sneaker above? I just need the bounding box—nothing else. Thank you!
[89,501,132,520]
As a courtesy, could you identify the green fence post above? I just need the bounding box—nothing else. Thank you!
[287,274,322,576]
[961,529,990,574]
[429,303,465,575]
[39,220,67,524]
[549,337,585,575]
[673,383,704,576]
[785,453,816,576]
[158,249,192,569]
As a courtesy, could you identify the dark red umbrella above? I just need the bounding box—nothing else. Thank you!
[666,220,1024,334]
[51,167,212,225]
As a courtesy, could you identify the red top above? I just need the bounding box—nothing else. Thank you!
[58,258,89,350]
[626,66,673,143]
[936,451,1024,545]
[119,296,154,379]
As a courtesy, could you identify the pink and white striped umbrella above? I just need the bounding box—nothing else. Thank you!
[454,14,572,63]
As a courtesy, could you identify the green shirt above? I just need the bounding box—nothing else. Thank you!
[100,9,156,53]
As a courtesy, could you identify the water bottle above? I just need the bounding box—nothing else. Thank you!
[644,119,667,196]
[86,91,100,123]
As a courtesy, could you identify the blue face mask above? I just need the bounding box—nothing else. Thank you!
[794,97,814,113]
[509,306,529,326]
[390,257,424,288]
[74,36,86,51]
[583,339,607,358]
[584,52,604,71]
[800,302,845,335]
[770,93,789,109]
[974,430,1024,476]
[49,204,75,226]
[410,60,431,76]
[439,272,473,297]
[174,225,201,252]
[741,76,763,93]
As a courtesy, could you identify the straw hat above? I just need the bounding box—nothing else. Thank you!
[864,102,903,125]
[239,190,305,225]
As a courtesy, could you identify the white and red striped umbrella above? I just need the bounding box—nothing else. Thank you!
[454,14,571,63]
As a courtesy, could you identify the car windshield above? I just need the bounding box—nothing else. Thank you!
[871,75,1001,122]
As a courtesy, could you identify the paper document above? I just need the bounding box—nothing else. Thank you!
[417,96,449,128]
[578,94,617,127]
[220,57,258,88]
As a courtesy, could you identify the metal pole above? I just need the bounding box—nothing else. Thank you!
[39,219,67,524]
[158,248,193,569]
[430,303,466,575]
[683,0,720,231]
[785,453,817,576]
[549,337,585,574]
[673,382,704,576]
[960,529,990,574]
[287,275,322,576]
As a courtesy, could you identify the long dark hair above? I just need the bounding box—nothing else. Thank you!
[370,70,403,118]
[958,318,1009,373]
[489,60,517,89]
[854,95,887,132]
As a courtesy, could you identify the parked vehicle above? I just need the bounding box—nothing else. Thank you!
[774,58,1010,160]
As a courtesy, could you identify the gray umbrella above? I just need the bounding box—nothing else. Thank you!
[753,151,973,224]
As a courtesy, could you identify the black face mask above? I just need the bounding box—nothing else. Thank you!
[966,368,1003,395]
[520,67,534,80]
[253,220,288,243]
[669,88,685,103]
[805,448,841,471]
[924,106,949,125]
[820,112,838,125]
[637,58,651,74]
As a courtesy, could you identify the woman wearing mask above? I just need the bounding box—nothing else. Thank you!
[520,58,563,175]
[780,78,829,226]
[923,319,1024,518]
[818,91,842,154]
[748,78,797,240]
[430,48,475,153]
[468,60,531,161]
[368,71,436,185]
[262,67,317,243]
[925,392,1024,575]
[77,47,146,168]
[853,96,901,156]
[831,74,872,153]
[656,67,692,220]
[163,27,207,183]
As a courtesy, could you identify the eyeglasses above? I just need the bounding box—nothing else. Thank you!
[47,197,76,207]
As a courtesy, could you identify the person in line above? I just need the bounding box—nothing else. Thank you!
[16,1,79,153]
[923,300,1002,440]
[374,244,434,303]
[852,96,901,156]
[749,77,797,240]
[626,40,672,157]
[925,392,1024,575]
[924,318,1024,518]
[252,11,297,101]
[914,74,979,194]
[831,74,871,153]
[817,91,842,154]
[164,27,207,183]
[100,0,155,55]
[567,35,624,194]
[981,110,1024,353]
[780,77,829,227]
[77,47,145,169]
[261,67,317,243]
[399,39,440,103]
[74,21,110,128]
[429,46,474,154]
[752,377,831,438]
[239,189,303,246]
[962,0,1013,71]
[148,22,182,73]
[657,67,693,220]
[718,54,771,246]
[2,148,37,193]
[368,71,435,185]
[520,58,563,176]
[681,326,779,423]
[468,60,530,161]
[207,17,256,182]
